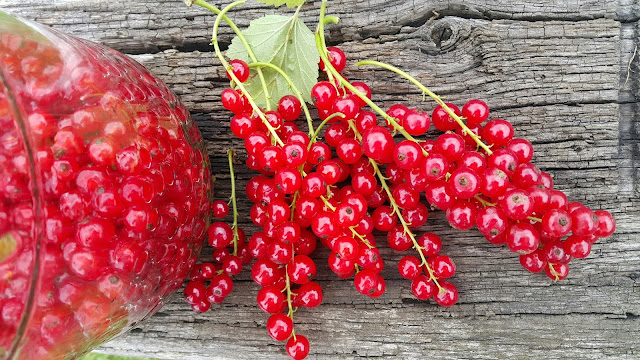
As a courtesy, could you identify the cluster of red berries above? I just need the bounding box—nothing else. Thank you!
[185,42,615,359]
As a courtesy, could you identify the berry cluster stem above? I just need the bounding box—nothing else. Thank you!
[315,1,426,155]
[356,60,494,156]
[210,1,284,146]
[247,62,315,136]
[368,159,444,292]
[189,0,272,110]
[228,149,240,255]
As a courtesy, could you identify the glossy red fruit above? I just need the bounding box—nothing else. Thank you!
[545,262,569,281]
[462,99,490,126]
[506,222,540,255]
[446,200,476,230]
[398,256,422,279]
[434,280,458,307]
[411,275,436,300]
[432,103,461,131]
[541,209,572,238]
[403,109,431,135]
[266,313,294,341]
[519,249,547,273]
[286,335,310,360]
[594,210,615,237]
[278,95,302,121]
[571,207,598,236]
[296,282,323,308]
[499,189,533,220]
[320,46,347,73]
[483,119,514,147]
[393,140,424,170]
[257,286,286,313]
[448,167,481,199]
[362,126,395,163]
[227,59,250,82]
[354,269,379,296]
[564,235,591,259]
[311,81,338,110]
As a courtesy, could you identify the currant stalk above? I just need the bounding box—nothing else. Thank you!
[314,1,426,155]
[369,160,444,292]
[247,62,315,136]
[355,60,493,155]
[228,149,240,255]
[188,0,272,110]
[211,1,284,146]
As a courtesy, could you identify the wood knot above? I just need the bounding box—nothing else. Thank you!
[431,22,453,48]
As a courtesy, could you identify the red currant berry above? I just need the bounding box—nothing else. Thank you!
[506,222,540,255]
[286,335,310,360]
[212,200,230,218]
[483,119,514,147]
[278,95,302,121]
[519,249,547,273]
[594,210,615,237]
[433,280,458,307]
[499,189,533,220]
[398,256,422,279]
[403,109,431,136]
[571,207,598,236]
[311,81,338,110]
[564,235,591,259]
[446,200,476,230]
[432,103,461,131]
[393,140,424,170]
[541,209,572,238]
[288,255,317,284]
[411,275,436,300]
[320,46,347,73]
[545,263,569,281]
[257,285,286,313]
[266,313,293,341]
[227,59,250,82]
[462,99,489,126]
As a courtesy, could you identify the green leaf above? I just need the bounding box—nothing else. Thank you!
[255,0,306,8]
[227,14,318,108]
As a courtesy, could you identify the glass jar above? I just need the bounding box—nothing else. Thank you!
[0,11,213,359]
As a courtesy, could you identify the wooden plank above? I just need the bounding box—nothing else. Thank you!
[0,0,631,54]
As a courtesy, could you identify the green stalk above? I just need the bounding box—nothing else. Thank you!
[248,62,315,136]
[314,2,427,156]
[356,60,494,155]
[190,0,272,110]
[228,149,239,256]
[210,1,284,146]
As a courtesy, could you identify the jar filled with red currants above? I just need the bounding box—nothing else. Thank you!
[0,11,213,359]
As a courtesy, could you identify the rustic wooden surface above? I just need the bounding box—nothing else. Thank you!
[3,0,640,359]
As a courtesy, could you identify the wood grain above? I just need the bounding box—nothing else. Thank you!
[3,0,639,359]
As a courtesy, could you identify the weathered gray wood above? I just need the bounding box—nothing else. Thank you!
[4,0,640,359]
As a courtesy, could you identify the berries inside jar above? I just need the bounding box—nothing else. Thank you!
[0,13,212,359]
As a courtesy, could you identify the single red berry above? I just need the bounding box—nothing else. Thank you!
[332,95,361,120]
[387,225,413,251]
[462,99,490,126]
[432,103,461,131]
[257,285,286,313]
[564,235,591,259]
[227,59,250,82]
[402,202,429,228]
[483,119,514,147]
[372,205,397,231]
[506,222,540,255]
[593,210,615,237]
[446,200,476,230]
[475,207,509,240]
[278,95,302,121]
[354,269,379,296]
[403,109,431,135]
[266,313,294,341]
[286,335,310,360]
[506,138,534,163]
[336,138,363,164]
[541,241,567,264]
[311,81,338,110]
[519,249,547,273]
[393,140,424,170]
[349,81,372,107]
[212,200,230,218]
[448,167,481,199]
[434,133,465,162]
[287,255,317,284]
[362,126,395,163]
[398,256,422,279]
[320,46,347,73]
[411,275,436,300]
[499,189,534,220]
[296,282,323,308]
[571,207,598,236]
[541,209,572,238]
[544,263,569,281]
[429,255,456,279]
[433,280,458,307]
[184,280,207,305]
[207,221,234,249]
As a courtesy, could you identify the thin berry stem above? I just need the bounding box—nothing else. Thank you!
[308,112,345,147]
[210,1,284,146]
[368,159,444,292]
[314,3,426,156]
[248,62,315,136]
[284,264,296,338]
[227,149,240,256]
[189,0,272,110]
[356,60,494,155]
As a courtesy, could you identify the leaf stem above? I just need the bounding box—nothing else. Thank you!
[191,0,272,110]
[248,61,315,136]
[356,60,493,156]
[210,1,284,146]
[228,149,240,256]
